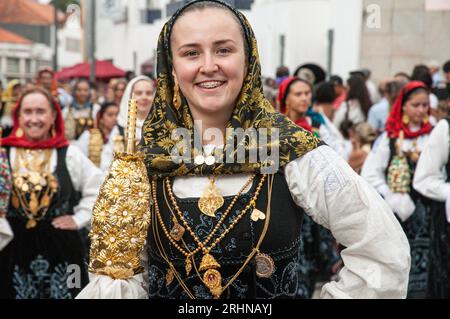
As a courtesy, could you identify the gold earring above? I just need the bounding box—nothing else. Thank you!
[402,114,410,125]
[173,82,181,110]
[423,115,429,124]
[15,128,24,138]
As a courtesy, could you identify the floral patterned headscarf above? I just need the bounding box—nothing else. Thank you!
[141,0,321,178]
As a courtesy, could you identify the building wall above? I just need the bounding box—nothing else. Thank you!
[0,42,52,82]
[247,0,363,79]
[360,0,450,82]
[95,0,364,80]
[95,0,164,75]
[57,10,83,68]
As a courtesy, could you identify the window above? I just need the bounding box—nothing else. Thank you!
[25,59,32,74]
[6,57,20,73]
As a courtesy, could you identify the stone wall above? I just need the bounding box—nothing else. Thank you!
[360,0,450,82]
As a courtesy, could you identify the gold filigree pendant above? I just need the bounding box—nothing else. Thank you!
[26,218,37,229]
[255,253,275,278]
[199,253,223,298]
[203,269,223,299]
[250,208,266,222]
[170,222,185,241]
[198,177,224,218]
[166,268,174,286]
[185,258,192,276]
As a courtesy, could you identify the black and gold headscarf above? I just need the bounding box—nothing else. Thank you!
[141,0,321,178]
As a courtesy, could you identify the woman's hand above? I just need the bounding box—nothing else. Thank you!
[52,215,78,230]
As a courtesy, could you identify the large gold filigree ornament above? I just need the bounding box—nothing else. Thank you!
[11,149,58,229]
[89,99,151,280]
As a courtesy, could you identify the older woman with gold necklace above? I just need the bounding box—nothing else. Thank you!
[79,0,410,299]
[0,87,103,299]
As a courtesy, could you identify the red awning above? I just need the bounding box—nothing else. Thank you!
[56,60,126,81]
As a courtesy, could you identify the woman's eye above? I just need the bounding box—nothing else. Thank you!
[217,48,230,55]
[185,50,199,57]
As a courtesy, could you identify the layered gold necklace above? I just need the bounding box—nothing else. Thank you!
[152,174,272,298]
[11,148,58,229]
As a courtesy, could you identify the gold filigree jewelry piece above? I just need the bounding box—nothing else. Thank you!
[170,220,185,242]
[88,128,104,167]
[402,114,410,125]
[185,257,192,276]
[12,149,58,229]
[203,269,222,298]
[166,268,174,286]
[173,82,181,110]
[199,253,220,271]
[64,106,76,140]
[250,208,266,222]
[112,135,125,153]
[255,253,275,278]
[198,176,224,218]
[407,139,421,163]
[88,97,151,280]
[387,130,411,193]
[15,128,23,138]
[199,253,222,298]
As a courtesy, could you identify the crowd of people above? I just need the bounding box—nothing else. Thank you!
[0,0,450,300]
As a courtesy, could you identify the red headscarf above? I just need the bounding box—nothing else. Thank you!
[277,77,313,132]
[277,76,298,114]
[293,118,313,132]
[385,81,432,139]
[1,89,69,149]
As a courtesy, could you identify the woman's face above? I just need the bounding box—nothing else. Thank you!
[132,80,154,118]
[39,72,54,90]
[75,81,90,104]
[286,81,311,116]
[99,105,119,132]
[12,84,22,99]
[18,93,56,142]
[170,8,247,121]
[115,83,126,102]
[403,91,429,126]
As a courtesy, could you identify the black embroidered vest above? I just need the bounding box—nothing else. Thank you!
[147,172,305,299]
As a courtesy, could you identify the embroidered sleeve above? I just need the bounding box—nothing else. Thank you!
[413,119,450,202]
[360,133,391,197]
[66,145,103,229]
[284,145,411,298]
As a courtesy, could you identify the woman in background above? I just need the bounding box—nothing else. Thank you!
[362,81,432,298]
[0,87,102,298]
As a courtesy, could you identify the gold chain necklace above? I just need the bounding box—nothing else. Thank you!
[11,148,58,229]
[151,174,274,299]
[154,174,267,298]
